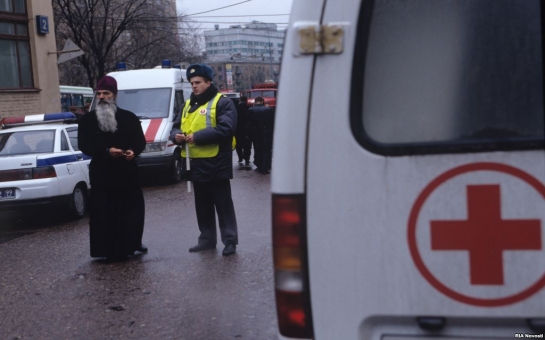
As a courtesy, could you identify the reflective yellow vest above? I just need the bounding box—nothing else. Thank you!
[180,93,235,158]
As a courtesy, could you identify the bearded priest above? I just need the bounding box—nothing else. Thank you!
[78,75,148,261]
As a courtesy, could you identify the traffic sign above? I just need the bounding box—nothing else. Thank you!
[408,162,545,307]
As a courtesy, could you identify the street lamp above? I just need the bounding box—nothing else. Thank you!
[253,21,274,81]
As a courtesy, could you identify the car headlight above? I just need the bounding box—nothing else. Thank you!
[143,142,167,153]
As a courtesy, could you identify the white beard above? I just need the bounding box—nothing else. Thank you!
[96,98,118,133]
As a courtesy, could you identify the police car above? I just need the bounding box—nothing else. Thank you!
[0,113,91,218]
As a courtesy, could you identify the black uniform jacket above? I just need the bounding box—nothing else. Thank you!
[247,104,275,140]
[78,107,146,189]
[170,84,237,182]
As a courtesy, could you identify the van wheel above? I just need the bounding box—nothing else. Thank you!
[69,184,87,218]
[170,151,183,183]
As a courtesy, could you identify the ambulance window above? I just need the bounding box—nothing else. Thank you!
[351,0,544,155]
[174,91,185,117]
[116,88,171,119]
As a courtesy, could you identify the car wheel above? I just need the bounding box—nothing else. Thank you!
[171,151,183,183]
[69,184,87,218]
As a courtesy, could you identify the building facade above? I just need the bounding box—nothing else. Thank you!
[0,0,61,119]
[204,21,284,92]
[205,21,285,63]
[206,61,280,93]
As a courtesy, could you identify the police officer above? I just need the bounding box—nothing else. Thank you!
[170,64,239,256]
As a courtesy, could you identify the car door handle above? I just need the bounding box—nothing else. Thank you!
[76,155,83,161]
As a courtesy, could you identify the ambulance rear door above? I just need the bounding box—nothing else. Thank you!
[305,0,545,339]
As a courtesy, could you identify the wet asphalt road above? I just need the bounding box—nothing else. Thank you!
[0,161,277,340]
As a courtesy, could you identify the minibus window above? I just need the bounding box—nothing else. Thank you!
[61,94,72,113]
[352,0,544,155]
[116,88,171,119]
[72,94,84,107]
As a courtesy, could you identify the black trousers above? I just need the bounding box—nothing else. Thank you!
[193,179,238,246]
[252,131,272,171]
[235,134,251,163]
[89,186,145,258]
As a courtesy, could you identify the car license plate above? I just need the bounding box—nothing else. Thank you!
[0,188,16,200]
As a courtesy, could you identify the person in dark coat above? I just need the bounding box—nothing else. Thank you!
[235,96,251,167]
[78,76,148,261]
[170,63,239,256]
[247,96,275,174]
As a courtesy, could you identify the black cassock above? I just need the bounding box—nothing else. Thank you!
[78,107,146,258]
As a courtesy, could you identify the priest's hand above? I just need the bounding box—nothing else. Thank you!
[109,147,125,158]
[123,149,135,161]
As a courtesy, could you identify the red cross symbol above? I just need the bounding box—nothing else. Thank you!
[430,184,542,285]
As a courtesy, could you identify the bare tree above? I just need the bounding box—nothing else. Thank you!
[54,0,202,87]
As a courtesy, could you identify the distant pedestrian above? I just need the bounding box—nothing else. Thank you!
[235,96,251,167]
[170,63,239,256]
[78,75,148,261]
[247,96,274,174]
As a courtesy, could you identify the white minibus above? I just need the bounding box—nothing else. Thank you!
[272,0,545,339]
[59,85,94,113]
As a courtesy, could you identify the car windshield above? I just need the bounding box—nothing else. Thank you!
[116,88,172,119]
[248,91,263,98]
[0,130,56,156]
[263,90,276,98]
[248,90,275,98]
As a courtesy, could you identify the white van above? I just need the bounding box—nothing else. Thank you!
[106,67,192,183]
[272,1,545,339]
[59,85,94,113]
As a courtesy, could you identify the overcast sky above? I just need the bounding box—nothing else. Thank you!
[176,0,293,32]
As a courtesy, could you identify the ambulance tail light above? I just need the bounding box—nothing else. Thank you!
[32,166,57,179]
[272,194,314,339]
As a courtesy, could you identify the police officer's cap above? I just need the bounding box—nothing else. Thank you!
[187,64,214,82]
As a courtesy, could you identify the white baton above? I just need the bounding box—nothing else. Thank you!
[185,143,191,193]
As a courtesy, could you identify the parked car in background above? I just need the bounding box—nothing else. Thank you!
[220,91,242,105]
[0,113,91,218]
